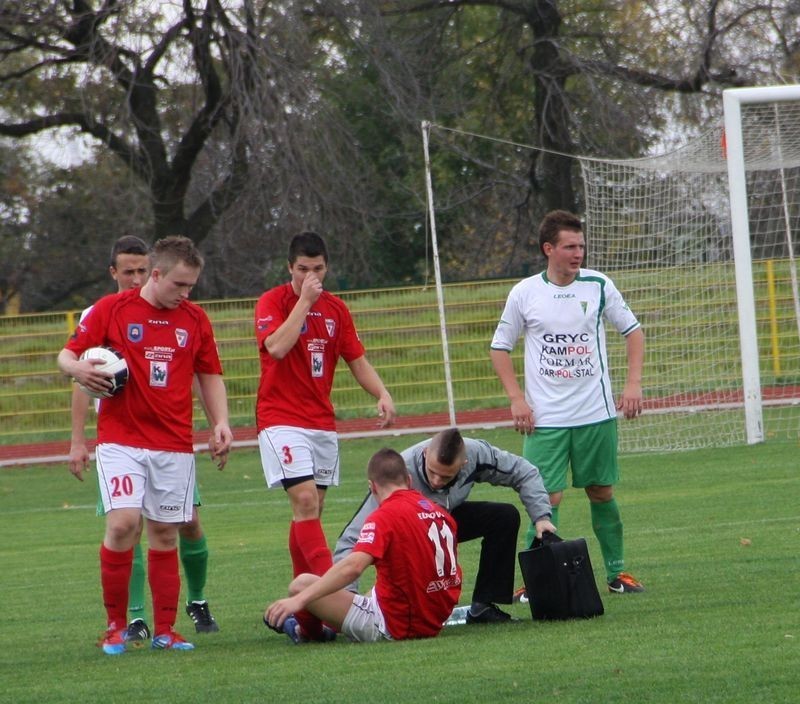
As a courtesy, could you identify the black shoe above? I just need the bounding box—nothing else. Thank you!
[263,614,285,635]
[186,601,220,633]
[124,618,151,648]
[465,603,516,624]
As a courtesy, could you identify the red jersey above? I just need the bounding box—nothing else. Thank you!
[254,283,365,431]
[354,489,462,639]
[65,288,223,452]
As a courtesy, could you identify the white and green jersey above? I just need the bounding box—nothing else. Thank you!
[491,268,640,428]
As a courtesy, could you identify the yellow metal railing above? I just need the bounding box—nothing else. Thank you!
[2,264,799,452]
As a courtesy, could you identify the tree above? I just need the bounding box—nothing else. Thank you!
[0,141,33,314]
[336,0,800,279]
[2,1,799,307]
[19,154,153,311]
[0,1,273,245]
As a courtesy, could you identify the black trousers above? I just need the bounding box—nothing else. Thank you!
[450,501,520,605]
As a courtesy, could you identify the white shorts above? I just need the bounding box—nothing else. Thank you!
[95,443,195,523]
[341,589,392,643]
[258,426,340,489]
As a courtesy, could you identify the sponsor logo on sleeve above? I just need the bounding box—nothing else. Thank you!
[357,530,375,545]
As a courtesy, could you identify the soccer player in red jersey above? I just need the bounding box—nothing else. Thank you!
[58,236,232,654]
[67,235,224,643]
[265,448,461,642]
[254,232,395,638]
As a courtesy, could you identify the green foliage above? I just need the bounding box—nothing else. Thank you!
[0,431,798,703]
[3,1,797,305]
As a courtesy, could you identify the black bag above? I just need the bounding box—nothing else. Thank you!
[517,532,604,620]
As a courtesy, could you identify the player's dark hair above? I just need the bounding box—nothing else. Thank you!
[538,210,583,257]
[367,448,409,487]
[149,235,204,274]
[109,235,149,268]
[432,428,465,466]
[288,231,328,265]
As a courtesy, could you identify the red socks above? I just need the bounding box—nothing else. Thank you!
[289,519,333,640]
[100,545,133,629]
[292,518,333,576]
[288,521,308,577]
[148,548,180,636]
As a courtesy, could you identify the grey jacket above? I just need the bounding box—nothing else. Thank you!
[333,437,551,562]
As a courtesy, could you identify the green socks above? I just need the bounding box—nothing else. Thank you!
[128,542,146,621]
[179,534,209,604]
[591,498,624,582]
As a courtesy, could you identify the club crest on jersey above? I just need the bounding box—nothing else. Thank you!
[150,361,168,387]
[418,499,435,511]
[325,318,336,337]
[128,323,143,342]
[175,328,188,348]
[581,301,588,314]
[300,321,308,335]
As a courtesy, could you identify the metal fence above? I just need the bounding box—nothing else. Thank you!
[2,267,799,460]
[0,280,519,449]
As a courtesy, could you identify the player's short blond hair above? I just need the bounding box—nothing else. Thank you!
[149,235,204,275]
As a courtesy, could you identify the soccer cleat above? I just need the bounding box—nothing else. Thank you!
[512,586,529,605]
[124,618,151,648]
[607,572,645,594]
[263,613,283,634]
[185,601,219,633]
[281,615,306,645]
[465,603,517,625]
[151,630,195,651]
[99,627,128,656]
[274,615,336,644]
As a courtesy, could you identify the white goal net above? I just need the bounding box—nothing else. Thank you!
[423,85,800,453]
[580,87,800,451]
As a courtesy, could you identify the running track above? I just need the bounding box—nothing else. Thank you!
[3,387,798,467]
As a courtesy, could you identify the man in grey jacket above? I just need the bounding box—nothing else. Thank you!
[334,428,555,624]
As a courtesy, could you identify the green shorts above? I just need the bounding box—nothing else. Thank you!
[523,419,619,493]
[95,473,202,516]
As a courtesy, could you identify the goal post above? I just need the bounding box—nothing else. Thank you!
[579,84,800,451]
[723,84,800,443]
[421,84,800,453]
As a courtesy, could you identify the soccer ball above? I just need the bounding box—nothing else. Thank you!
[77,346,129,399]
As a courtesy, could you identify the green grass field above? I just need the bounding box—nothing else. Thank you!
[1,429,797,704]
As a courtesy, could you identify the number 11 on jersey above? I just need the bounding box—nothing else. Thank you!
[427,520,457,577]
